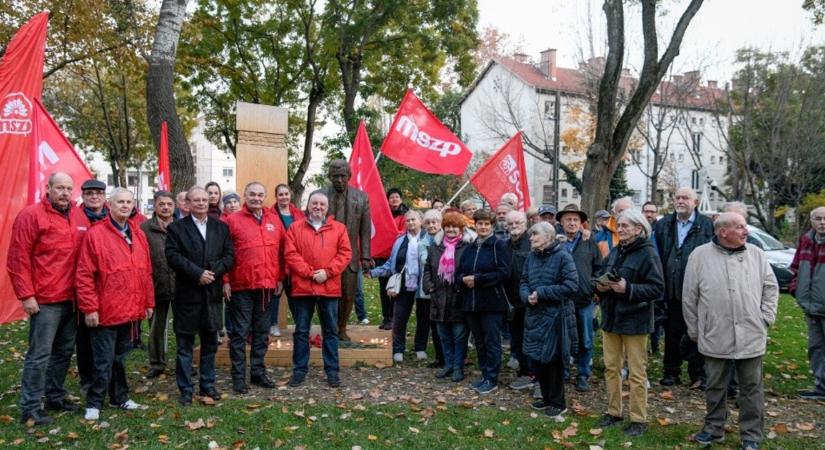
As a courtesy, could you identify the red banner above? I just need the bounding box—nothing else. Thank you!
[470,132,531,211]
[28,98,94,204]
[0,12,49,323]
[157,121,171,191]
[349,121,398,259]
[379,90,472,175]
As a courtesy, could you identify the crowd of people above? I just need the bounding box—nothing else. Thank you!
[8,164,825,450]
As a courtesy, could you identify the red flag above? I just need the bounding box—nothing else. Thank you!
[349,121,398,259]
[379,90,472,175]
[0,12,49,324]
[470,132,531,211]
[28,98,94,204]
[157,121,171,191]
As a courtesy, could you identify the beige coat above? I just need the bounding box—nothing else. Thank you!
[682,241,779,360]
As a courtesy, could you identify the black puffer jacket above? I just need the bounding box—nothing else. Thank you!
[422,232,474,322]
[600,237,664,335]
[507,233,531,308]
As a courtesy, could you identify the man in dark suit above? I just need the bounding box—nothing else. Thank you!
[165,186,234,406]
[323,159,372,341]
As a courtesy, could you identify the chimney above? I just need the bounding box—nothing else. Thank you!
[539,48,557,80]
[707,80,717,89]
[513,52,530,64]
[683,70,701,86]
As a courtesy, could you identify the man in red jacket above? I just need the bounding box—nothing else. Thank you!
[223,182,285,394]
[284,191,352,388]
[7,172,87,425]
[75,188,155,421]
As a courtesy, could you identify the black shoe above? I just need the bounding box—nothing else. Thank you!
[326,373,341,388]
[435,367,453,379]
[624,422,647,437]
[250,375,276,389]
[179,393,193,406]
[146,367,164,379]
[451,369,465,382]
[20,409,53,426]
[379,322,392,330]
[659,375,680,386]
[199,388,222,401]
[233,380,249,394]
[427,361,445,369]
[288,374,306,387]
[44,399,79,412]
[597,414,624,428]
[544,406,567,419]
[575,377,591,392]
[531,400,550,410]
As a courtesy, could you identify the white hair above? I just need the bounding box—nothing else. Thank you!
[108,187,134,202]
[528,221,556,240]
[617,209,651,239]
[422,209,442,223]
[612,196,634,214]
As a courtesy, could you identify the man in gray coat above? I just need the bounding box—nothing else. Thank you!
[682,212,778,450]
[323,159,372,341]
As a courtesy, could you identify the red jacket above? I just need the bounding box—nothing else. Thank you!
[225,205,285,290]
[76,218,155,326]
[285,218,352,298]
[7,197,88,304]
[272,203,305,228]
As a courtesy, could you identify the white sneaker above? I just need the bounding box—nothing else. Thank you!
[621,367,628,381]
[119,399,143,410]
[506,357,520,370]
[360,318,370,325]
[415,351,427,361]
[393,353,404,363]
[270,325,281,337]
[84,408,100,421]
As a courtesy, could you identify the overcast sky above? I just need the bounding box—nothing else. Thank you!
[477,0,825,83]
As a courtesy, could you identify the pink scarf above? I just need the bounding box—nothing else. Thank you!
[437,234,462,283]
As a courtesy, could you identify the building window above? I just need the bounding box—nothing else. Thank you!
[572,189,579,199]
[699,117,705,126]
[691,116,697,124]
[127,172,139,186]
[678,153,684,163]
[719,156,725,165]
[710,192,715,201]
[223,167,234,177]
[561,188,568,198]
[107,175,114,186]
[692,132,702,154]
[544,100,555,118]
[710,156,716,164]
[542,185,555,203]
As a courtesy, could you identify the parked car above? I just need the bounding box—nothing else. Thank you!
[747,225,794,291]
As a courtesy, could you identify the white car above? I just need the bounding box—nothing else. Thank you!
[747,225,794,291]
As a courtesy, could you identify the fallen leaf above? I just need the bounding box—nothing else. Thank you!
[621,442,633,448]
[114,429,129,441]
[158,434,170,444]
[367,435,378,441]
[796,422,815,431]
[659,391,674,401]
[436,396,447,404]
[657,417,671,426]
[589,446,604,450]
[134,385,149,394]
[156,393,169,402]
[483,429,494,438]
[350,393,364,400]
[409,427,420,434]
[562,424,578,438]
[185,418,206,430]
[67,431,79,440]
[232,440,246,450]
[447,426,458,434]
[293,411,305,418]
[0,415,14,424]
[774,423,789,434]
[201,396,216,406]
[589,428,603,436]
[374,361,386,369]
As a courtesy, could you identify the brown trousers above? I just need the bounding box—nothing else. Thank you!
[337,268,358,337]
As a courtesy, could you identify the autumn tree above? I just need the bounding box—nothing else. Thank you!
[580,0,704,213]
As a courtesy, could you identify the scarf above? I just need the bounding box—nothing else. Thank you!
[438,234,462,283]
[84,206,108,223]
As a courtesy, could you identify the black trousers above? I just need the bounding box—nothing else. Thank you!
[537,357,566,409]
[227,289,271,381]
[663,300,705,382]
[414,298,443,362]
[378,274,393,325]
[87,323,132,409]
[508,306,533,377]
[75,317,94,390]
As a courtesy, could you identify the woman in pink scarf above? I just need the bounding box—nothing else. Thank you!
[422,211,474,382]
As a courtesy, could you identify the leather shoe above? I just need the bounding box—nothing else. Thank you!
[199,388,222,401]
[44,399,79,412]
[233,380,249,394]
[435,367,453,379]
[659,375,679,386]
[288,374,306,387]
[250,375,276,389]
[179,393,192,406]
[327,373,341,388]
[20,409,53,426]
[146,367,164,379]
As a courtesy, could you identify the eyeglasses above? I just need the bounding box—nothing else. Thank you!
[82,191,105,197]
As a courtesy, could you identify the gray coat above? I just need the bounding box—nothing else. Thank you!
[140,216,175,302]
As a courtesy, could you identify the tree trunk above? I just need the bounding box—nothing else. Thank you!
[290,85,324,201]
[650,173,659,204]
[146,0,193,193]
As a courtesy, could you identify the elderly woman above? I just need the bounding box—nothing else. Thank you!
[457,209,512,394]
[371,210,426,363]
[519,222,578,419]
[414,209,445,365]
[596,210,664,437]
[423,211,474,381]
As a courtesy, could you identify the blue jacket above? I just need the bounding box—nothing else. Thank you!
[457,236,512,313]
[519,243,579,363]
[371,230,427,292]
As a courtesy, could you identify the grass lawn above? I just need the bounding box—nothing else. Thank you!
[0,286,819,449]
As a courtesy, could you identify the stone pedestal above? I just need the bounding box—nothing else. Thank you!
[235,101,289,329]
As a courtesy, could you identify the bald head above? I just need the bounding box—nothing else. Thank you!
[811,206,825,236]
[714,212,748,248]
[612,197,634,215]
[46,172,74,209]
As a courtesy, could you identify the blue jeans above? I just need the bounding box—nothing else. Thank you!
[355,270,367,321]
[269,294,280,326]
[87,323,132,409]
[466,311,504,384]
[175,329,218,396]
[436,322,467,370]
[290,296,339,377]
[574,304,594,379]
[20,302,76,414]
[228,290,272,380]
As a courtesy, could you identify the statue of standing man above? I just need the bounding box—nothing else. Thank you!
[323,159,372,341]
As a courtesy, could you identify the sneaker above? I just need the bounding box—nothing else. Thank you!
[545,406,567,420]
[119,399,143,410]
[531,400,550,410]
[659,375,680,386]
[415,351,427,361]
[532,384,543,399]
[269,325,281,337]
[509,376,535,391]
[620,367,628,381]
[393,353,404,363]
[575,377,591,392]
[741,440,760,450]
[597,414,623,428]
[288,374,305,388]
[472,378,486,389]
[692,430,724,445]
[624,422,647,437]
[84,408,100,421]
[475,380,498,394]
[799,390,825,401]
[451,369,465,382]
[359,318,370,325]
[506,357,520,370]
[20,409,53,426]
[435,367,453,379]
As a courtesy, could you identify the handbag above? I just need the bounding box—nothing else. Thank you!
[386,264,406,298]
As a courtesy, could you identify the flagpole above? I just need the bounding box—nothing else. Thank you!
[445,179,471,207]
[374,152,382,165]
